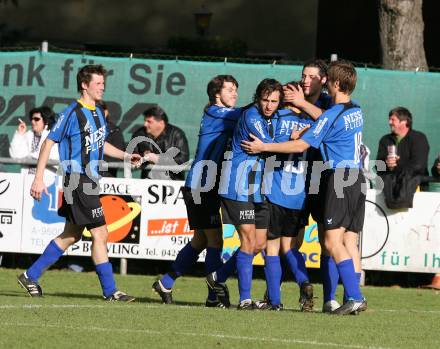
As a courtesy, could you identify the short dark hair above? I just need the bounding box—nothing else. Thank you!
[143,106,168,124]
[206,75,239,106]
[389,106,413,129]
[77,64,106,93]
[302,59,328,77]
[253,78,284,107]
[29,106,56,128]
[327,60,357,94]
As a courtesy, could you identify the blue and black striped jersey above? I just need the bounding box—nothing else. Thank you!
[264,109,314,209]
[48,100,108,178]
[185,105,242,189]
[219,105,278,203]
[301,101,363,169]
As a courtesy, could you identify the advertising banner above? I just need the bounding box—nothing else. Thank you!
[7,172,440,273]
[0,173,23,252]
[361,190,440,273]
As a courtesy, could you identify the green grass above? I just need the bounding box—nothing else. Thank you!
[1,268,440,349]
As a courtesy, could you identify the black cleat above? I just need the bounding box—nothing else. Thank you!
[206,272,230,308]
[152,280,173,304]
[205,298,226,308]
[299,282,314,312]
[358,298,368,312]
[331,299,366,315]
[256,301,283,311]
[17,273,43,297]
[322,300,341,313]
[237,299,257,310]
[106,290,135,302]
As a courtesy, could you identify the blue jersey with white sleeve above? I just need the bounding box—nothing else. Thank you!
[48,100,108,178]
[301,102,363,169]
[219,105,277,203]
[185,105,242,189]
[264,109,314,209]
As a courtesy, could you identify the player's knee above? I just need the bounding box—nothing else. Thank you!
[254,240,266,253]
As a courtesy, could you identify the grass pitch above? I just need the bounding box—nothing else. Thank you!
[1,268,439,349]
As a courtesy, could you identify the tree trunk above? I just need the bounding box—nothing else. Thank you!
[379,0,428,71]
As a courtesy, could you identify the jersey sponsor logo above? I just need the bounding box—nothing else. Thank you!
[326,218,333,225]
[313,117,328,137]
[253,120,265,139]
[343,110,363,130]
[85,125,106,154]
[279,120,310,136]
[53,113,65,131]
[239,209,255,220]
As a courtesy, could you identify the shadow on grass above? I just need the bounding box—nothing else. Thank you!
[136,295,206,307]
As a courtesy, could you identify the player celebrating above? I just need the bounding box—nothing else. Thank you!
[152,75,243,307]
[207,79,284,310]
[18,64,141,302]
[242,61,367,315]
[257,88,315,311]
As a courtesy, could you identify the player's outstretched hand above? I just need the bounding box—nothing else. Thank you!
[30,178,48,201]
[290,124,311,140]
[241,134,265,154]
[129,153,142,168]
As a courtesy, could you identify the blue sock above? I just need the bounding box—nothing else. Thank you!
[284,248,309,286]
[336,259,363,301]
[95,261,117,298]
[216,249,238,283]
[27,240,64,282]
[264,255,281,305]
[320,255,339,303]
[161,243,199,289]
[205,247,223,301]
[236,250,254,302]
[344,272,362,302]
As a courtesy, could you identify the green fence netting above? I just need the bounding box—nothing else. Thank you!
[0,51,439,170]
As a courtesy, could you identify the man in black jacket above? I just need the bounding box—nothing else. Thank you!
[376,106,430,208]
[131,106,189,180]
[377,106,429,177]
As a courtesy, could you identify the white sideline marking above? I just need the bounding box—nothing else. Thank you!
[1,304,440,314]
[1,322,390,349]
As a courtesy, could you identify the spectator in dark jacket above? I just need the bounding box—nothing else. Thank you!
[432,156,440,179]
[376,106,429,177]
[131,106,189,180]
[376,107,430,208]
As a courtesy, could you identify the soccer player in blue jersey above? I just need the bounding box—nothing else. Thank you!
[284,60,347,313]
[256,97,315,311]
[18,65,141,301]
[242,61,367,315]
[152,75,243,307]
[208,79,284,310]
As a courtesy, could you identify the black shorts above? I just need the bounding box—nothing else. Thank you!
[322,169,366,232]
[220,197,269,229]
[302,191,325,225]
[182,186,221,230]
[267,201,303,240]
[58,174,106,230]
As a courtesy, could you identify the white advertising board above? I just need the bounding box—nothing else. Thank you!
[361,190,440,273]
[0,173,24,252]
[4,171,440,274]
